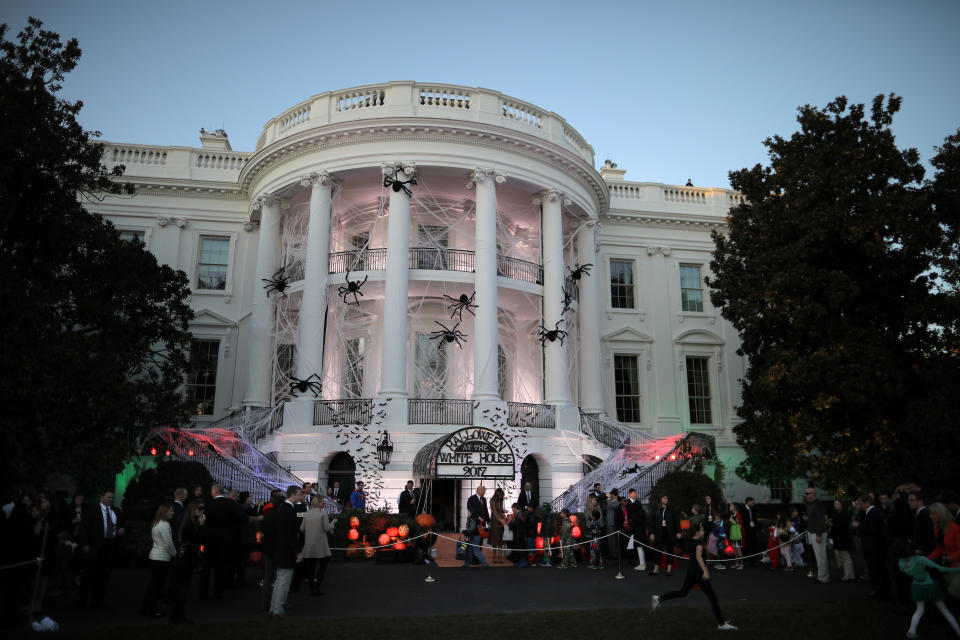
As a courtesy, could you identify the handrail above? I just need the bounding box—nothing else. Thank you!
[328,248,545,286]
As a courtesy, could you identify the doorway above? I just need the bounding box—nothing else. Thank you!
[430,479,458,531]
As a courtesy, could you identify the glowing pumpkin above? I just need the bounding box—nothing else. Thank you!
[680,519,690,531]
[570,515,578,524]
[393,542,405,551]
[349,516,360,528]
[415,513,436,528]
[249,550,263,564]
[571,526,582,538]
[378,533,391,546]
[536,537,544,550]
[386,526,399,538]
[398,524,410,537]
[347,528,360,541]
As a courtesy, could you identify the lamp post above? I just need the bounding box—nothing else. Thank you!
[376,431,394,470]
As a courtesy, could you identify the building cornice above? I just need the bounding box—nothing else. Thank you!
[602,210,728,230]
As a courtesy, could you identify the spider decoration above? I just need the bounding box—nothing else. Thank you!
[288,373,323,398]
[383,173,418,197]
[568,262,594,281]
[538,320,568,346]
[337,270,368,306]
[262,264,291,297]
[443,292,478,321]
[561,286,574,314]
[429,321,468,349]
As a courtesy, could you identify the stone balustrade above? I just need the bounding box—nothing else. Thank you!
[101,143,251,182]
[254,81,595,165]
[608,181,743,218]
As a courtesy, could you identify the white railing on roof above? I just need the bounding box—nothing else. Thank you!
[111,146,167,166]
[417,85,471,109]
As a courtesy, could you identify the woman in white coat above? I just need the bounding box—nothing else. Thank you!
[301,495,336,596]
[140,503,176,617]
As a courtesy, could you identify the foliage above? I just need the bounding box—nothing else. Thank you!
[708,94,960,492]
[0,19,194,489]
[121,459,213,520]
[648,470,723,514]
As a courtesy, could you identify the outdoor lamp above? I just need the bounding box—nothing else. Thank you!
[376,431,394,470]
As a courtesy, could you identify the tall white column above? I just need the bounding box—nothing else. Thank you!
[536,189,573,406]
[244,196,282,407]
[377,164,415,398]
[467,168,505,400]
[577,220,605,413]
[296,172,337,382]
[648,246,681,434]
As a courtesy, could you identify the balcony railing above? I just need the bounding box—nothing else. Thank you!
[507,402,555,429]
[409,399,473,425]
[314,399,373,425]
[328,248,544,286]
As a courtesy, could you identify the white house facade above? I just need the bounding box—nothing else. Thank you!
[90,82,776,526]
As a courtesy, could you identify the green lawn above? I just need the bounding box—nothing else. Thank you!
[15,603,945,640]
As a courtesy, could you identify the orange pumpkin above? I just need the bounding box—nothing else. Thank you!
[398,524,410,537]
[378,533,391,546]
[386,526,399,538]
[571,526,582,538]
[345,543,363,559]
[347,528,360,541]
[363,543,375,559]
[393,542,406,551]
[349,516,360,528]
[416,513,436,528]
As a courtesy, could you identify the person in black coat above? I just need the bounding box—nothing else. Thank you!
[517,482,537,512]
[507,503,526,565]
[169,501,204,623]
[908,490,936,555]
[856,494,891,601]
[741,497,761,561]
[199,484,244,600]
[649,494,681,575]
[265,486,304,618]
[399,480,418,519]
[626,489,648,569]
[830,499,855,581]
[78,490,125,607]
[170,488,187,549]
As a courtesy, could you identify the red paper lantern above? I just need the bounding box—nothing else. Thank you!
[572,526,582,538]
[249,551,263,564]
[392,542,405,551]
[378,533,391,546]
[349,516,360,528]
[347,528,360,541]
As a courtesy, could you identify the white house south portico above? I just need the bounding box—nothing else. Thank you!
[93,82,768,518]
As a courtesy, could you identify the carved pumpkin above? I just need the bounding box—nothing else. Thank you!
[349,516,360,528]
[415,513,436,528]
[398,524,410,537]
[378,533,391,546]
[347,528,360,541]
[386,526,399,538]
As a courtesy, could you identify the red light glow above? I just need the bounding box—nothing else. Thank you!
[347,528,360,541]
[572,526,582,538]
[386,526,399,538]
[378,533,391,546]
[150,447,157,456]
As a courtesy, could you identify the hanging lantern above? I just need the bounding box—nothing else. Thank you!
[386,526,399,538]
[349,516,360,528]
[378,533,391,546]
[398,524,410,538]
[376,431,394,470]
[347,528,360,541]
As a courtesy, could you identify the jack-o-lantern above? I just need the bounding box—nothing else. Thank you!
[415,513,436,528]
[349,516,360,528]
[393,542,405,551]
[398,524,410,538]
[345,543,363,559]
[347,528,360,541]
[386,526,399,538]
[364,543,375,559]
[571,526,582,538]
[378,533,391,546]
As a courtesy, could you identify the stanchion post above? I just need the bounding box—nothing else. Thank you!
[425,547,437,583]
[615,531,625,580]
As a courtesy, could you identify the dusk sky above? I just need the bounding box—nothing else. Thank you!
[3,0,958,189]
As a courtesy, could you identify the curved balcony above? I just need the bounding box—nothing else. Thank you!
[253,82,595,166]
[325,248,545,285]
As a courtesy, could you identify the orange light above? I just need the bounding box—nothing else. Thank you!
[572,526,582,538]
[165,450,171,456]
[188,449,194,456]
[392,542,405,551]
[386,526,399,538]
[378,533,391,546]
[349,516,360,528]
[536,537,544,549]
[256,531,263,544]
[654,454,661,460]
[150,447,157,456]
[570,515,577,524]
[347,528,360,541]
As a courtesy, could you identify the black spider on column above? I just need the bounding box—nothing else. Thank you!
[262,263,291,297]
[561,286,574,314]
[383,172,417,197]
[288,373,323,398]
[429,321,468,349]
[338,270,368,305]
[568,262,594,281]
[538,319,568,346]
[443,292,478,321]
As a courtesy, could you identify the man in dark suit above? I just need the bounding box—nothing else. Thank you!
[741,497,761,561]
[328,481,344,507]
[266,485,303,618]
[626,488,648,570]
[649,494,681,575]
[908,490,936,555]
[200,483,244,600]
[856,494,891,601]
[79,490,125,607]
[399,480,418,519]
[462,486,490,568]
[171,488,187,546]
[517,482,537,511]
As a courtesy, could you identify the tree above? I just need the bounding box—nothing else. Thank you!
[0,19,194,490]
[707,95,960,493]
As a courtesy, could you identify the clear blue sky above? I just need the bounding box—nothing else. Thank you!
[3,0,958,189]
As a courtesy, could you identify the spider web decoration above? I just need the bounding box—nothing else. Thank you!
[271,290,301,405]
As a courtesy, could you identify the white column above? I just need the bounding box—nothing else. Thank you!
[467,168,505,400]
[648,246,681,434]
[244,196,282,407]
[577,220,605,413]
[377,164,415,398]
[295,172,337,381]
[536,189,573,406]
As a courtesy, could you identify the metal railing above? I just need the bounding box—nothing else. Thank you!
[313,399,373,425]
[328,248,545,286]
[408,247,475,272]
[498,254,543,284]
[506,402,555,429]
[328,248,388,274]
[617,432,716,503]
[408,398,473,425]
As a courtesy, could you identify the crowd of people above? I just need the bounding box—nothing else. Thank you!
[3,479,959,634]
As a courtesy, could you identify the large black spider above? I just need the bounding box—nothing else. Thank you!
[429,321,468,349]
[561,286,574,314]
[568,262,594,281]
[288,373,323,398]
[443,292,478,321]
[262,264,291,297]
[538,319,568,346]
[337,270,368,305]
[383,173,417,197]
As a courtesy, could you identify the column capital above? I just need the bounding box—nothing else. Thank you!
[300,171,341,189]
[465,168,506,189]
[253,194,285,209]
[381,162,417,179]
[532,189,571,206]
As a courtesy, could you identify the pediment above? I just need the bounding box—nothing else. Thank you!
[602,327,654,343]
[190,308,238,328]
[673,329,724,345]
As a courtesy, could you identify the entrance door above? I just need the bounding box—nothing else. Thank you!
[430,479,457,531]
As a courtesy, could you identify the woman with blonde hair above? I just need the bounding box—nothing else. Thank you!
[140,503,176,617]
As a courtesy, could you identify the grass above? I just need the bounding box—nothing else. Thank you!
[13,603,955,640]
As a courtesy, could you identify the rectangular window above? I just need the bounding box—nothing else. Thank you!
[118,230,145,244]
[680,264,704,312]
[416,225,448,269]
[348,233,370,271]
[613,354,641,423]
[609,259,635,309]
[769,479,793,502]
[187,339,219,416]
[415,333,446,398]
[196,236,230,290]
[344,337,365,398]
[686,356,712,424]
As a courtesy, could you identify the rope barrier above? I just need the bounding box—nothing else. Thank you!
[0,557,40,572]
[616,530,808,563]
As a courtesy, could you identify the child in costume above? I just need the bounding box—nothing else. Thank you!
[896,541,960,639]
[559,509,577,568]
[588,510,604,569]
